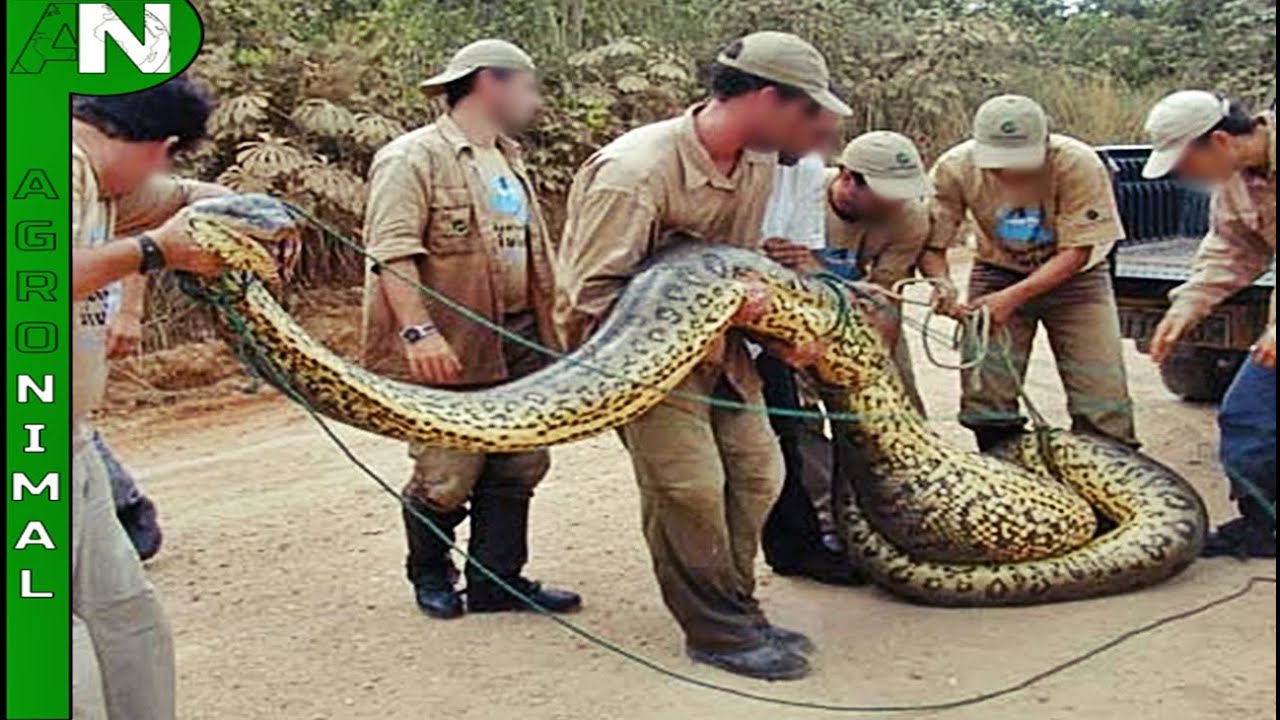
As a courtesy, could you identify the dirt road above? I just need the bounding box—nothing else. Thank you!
[99,292,1276,720]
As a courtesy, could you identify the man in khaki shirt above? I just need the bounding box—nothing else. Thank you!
[556,32,850,681]
[70,77,229,720]
[1143,91,1276,558]
[361,40,580,619]
[758,131,933,584]
[921,95,1137,451]
[824,130,935,407]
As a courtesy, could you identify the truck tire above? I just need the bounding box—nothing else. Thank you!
[1158,344,1246,403]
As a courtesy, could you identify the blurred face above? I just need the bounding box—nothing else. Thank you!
[989,166,1043,188]
[748,87,840,156]
[828,168,903,220]
[108,138,175,196]
[481,68,542,133]
[1173,132,1238,184]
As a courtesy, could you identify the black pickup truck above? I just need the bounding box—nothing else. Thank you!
[1099,145,1275,401]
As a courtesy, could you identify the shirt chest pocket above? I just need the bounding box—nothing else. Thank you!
[426,186,480,255]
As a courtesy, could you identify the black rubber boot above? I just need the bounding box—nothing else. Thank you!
[465,494,581,613]
[402,499,467,619]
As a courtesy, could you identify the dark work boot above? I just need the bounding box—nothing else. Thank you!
[403,499,467,619]
[687,642,810,681]
[1202,497,1277,559]
[464,494,581,613]
[760,625,815,655]
[468,576,583,613]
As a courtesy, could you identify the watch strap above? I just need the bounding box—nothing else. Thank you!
[137,234,167,274]
[400,323,439,344]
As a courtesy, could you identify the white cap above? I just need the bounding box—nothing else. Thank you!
[972,95,1049,169]
[1141,90,1229,178]
[419,39,535,95]
[715,31,852,117]
[838,131,934,199]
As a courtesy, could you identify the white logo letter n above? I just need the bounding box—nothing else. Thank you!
[79,4,173,74]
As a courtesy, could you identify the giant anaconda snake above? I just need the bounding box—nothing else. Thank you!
[185,194,1208,606]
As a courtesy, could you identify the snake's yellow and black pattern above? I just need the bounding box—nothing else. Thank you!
[184,194,1208,607]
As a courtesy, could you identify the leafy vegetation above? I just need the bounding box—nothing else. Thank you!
[144,0,1275,348]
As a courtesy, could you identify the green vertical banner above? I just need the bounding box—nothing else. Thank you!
[6,3,203,717]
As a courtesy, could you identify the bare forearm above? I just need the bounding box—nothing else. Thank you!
[917,248,951,281]
[380,258,434,328]
[72,239,143,300]
[1002,247,1090,305]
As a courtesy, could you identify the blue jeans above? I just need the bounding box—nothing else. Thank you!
[1218,357,1276,516]
[91,430,144,509]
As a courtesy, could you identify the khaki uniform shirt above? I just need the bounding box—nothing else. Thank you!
[928,134,1124,274]
[823,168,931,289]
[1168,112,1276,324]
[555,105,776,399]
[361,114,557,386]
[71,141,219,422]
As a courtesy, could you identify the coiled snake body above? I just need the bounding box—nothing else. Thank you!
[187,194,1207,606]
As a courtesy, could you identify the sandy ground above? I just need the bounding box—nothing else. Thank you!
[98,280,1277,720]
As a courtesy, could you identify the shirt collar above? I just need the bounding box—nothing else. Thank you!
[435,112,523,160]
[675,103,772,191]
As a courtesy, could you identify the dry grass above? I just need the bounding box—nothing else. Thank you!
[1018,70,1168,145]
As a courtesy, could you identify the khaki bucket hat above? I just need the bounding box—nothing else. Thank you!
[1141,90,1229,178]
[838,131,934,199]
[972,94,1049,169]
[716,31,852,117]
[419,39,535,95]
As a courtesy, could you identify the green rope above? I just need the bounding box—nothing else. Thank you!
[180,275,1276,714]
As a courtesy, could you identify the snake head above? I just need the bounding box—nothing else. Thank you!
[186,193,303,292]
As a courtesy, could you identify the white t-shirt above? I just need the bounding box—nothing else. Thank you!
[760,153,827,249]
[752,153,828,360]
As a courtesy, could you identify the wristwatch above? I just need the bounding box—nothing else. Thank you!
[136,234,167,274]
[400,323,438,345]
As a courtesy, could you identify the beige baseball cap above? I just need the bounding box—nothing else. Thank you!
[838,131,933,199]
[419,39,535,95]
[716,31,852,117]
[1141,90,1229,178]
[972,94,1049,169]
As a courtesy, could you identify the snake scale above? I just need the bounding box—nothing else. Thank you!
[184,194,1208,606]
